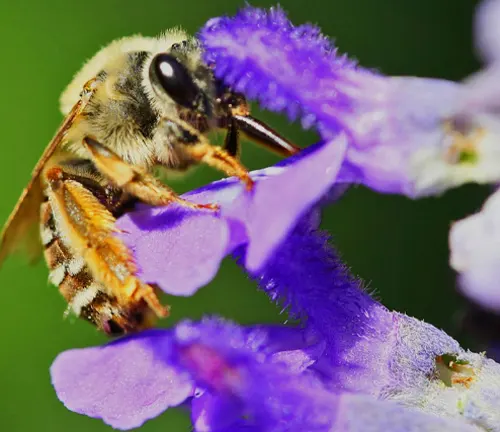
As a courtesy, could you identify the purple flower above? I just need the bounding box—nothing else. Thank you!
[449,188,500,311]
[52,319,484,432]
[199,2,500,328]
[447,0,500,318]
[201,7,359,139]
[52,185,500,429]
[200,6,500,198]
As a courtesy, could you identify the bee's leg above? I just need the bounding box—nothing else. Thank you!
[43,165,169,318]
[83,137,219,210]
[185,142,254,191]
[223,118,240,157]
[160,114,254,189]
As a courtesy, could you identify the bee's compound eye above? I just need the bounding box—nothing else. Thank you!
[151,53,200,108]
[104,319,125,336]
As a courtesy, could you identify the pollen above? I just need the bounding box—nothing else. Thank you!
[442,118,484,165]
[435,354,476,388]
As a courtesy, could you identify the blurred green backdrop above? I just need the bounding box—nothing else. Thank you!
[0,0,488,430]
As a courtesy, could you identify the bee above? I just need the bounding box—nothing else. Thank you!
[0,30,299,336]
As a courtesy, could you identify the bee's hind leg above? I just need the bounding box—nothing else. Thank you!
[43,165,169,318]
[83,137,219,210]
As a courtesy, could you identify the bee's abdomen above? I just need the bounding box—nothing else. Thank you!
[39,199,151,336]
[40,200,99,316]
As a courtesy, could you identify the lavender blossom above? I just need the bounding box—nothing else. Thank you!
[51,212,500,430]
[200,6,500,198]
[54,156,500,430]
[52,319,484,432]
[445,0,500,315]
[449,188,500,311]
[200,2,500,322]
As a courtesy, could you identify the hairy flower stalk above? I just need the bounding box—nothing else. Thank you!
[253,220,500,428]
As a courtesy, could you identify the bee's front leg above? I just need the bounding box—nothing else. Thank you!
[160,115,254,189]
[223,118,240,157]
[83,137,218,210]
[43,165,169,318]
[184,141,254,190]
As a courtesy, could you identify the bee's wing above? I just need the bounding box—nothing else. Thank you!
[0,179,45,265]
[0,82,96,266]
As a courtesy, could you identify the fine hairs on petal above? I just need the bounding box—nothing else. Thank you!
[243,221,500,428]
[238,216,398,396]
[50,316,498,430]
[201,5,500,198]
[171,319,482,432]
[199,6,363,139]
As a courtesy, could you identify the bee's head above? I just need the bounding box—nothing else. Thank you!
[147,40,214,119]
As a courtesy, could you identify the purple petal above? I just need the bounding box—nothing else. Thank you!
[115,140,346,295]
[340,72,500,197]
[51,316,500,430]
[199,7,360,139]
[333,394,480,432]
[474,0,500,63]
[225,135,347,272]
[51,319,322,430]
[449,188,500,311]
[135,318,330,431]
[337,75,485,198]
[171,319,336,432]
[252,218,395,394]
[117,208,231,296]
[50,330,193,430]
[174,320,480,432]
[169,319,325,389]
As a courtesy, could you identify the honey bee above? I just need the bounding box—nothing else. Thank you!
[0,30,299,336]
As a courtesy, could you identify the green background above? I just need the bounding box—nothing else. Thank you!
[0,0,489,430]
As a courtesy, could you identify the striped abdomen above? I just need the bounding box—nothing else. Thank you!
[40,200,151,336]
